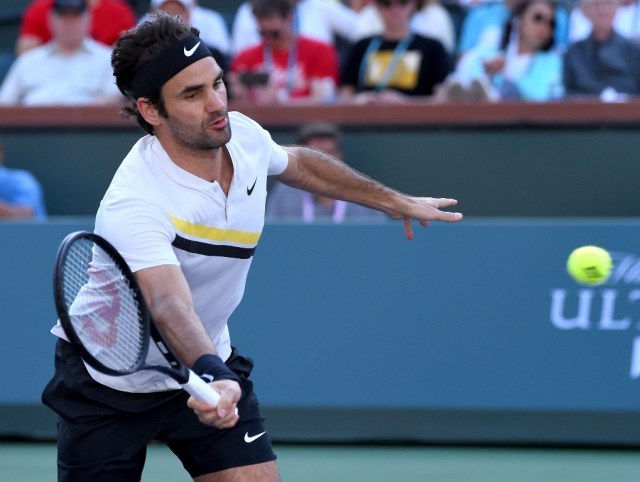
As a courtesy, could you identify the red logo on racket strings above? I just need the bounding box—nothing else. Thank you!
[80,292,120,348]
[79,268,122,348]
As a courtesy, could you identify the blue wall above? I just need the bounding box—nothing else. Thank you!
[2,219,640,444]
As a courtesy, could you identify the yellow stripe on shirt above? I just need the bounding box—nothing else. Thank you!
[170,215,261,246]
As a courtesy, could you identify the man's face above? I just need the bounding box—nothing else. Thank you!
[157,57,231,151]
[374,0,416,31]
[580,0,618,30]
[50,11,90,50]
[256,13,293,50]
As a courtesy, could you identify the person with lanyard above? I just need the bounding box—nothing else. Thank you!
[266,122,388,223]
[339,0,451,103]
[229,0,340,104]
[41,11,462,482]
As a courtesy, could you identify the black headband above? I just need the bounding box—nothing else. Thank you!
[131,36,212,99]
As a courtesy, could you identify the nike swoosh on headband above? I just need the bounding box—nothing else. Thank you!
[184,41,201,57]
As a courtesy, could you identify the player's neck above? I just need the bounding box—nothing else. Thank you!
[161,140,233,193]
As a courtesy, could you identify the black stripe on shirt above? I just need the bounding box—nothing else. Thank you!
[172,234,256,259]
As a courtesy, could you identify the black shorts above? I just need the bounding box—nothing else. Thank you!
[42,339,276,481]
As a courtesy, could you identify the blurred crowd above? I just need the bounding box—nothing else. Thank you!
[1,0,639,106]
[1,0,637,220]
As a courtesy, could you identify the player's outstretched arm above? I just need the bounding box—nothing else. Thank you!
[278,146,463,239]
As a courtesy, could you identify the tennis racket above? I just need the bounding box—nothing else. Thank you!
[53,230,221,405]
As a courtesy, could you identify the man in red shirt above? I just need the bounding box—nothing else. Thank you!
[229,0,339,104]
[17,0,136,55]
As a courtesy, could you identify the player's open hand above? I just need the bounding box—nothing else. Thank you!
[187,379,241,429]
[387,196,463,240]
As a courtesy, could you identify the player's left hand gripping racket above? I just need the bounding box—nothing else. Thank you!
[53,231,221,405]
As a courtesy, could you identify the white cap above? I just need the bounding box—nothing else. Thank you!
[151,0,194,8]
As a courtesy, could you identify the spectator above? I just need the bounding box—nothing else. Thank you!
[411,0,457,54]
[354,0,457,55]
[229,0,340,104]
[339,0,450,103]
[0,0,122,106]
[457,0,513,56]
[143,1,230,74]
[144,0,231,56]
[231,0,359,55]
[568,0,640,43]
[457,0,568,59]
[443,0,563,101]
[16,0,136,56]
[267,122,388,222]
[564,0,640,99]
[0,143,46,219]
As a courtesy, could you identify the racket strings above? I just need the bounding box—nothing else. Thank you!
[62,239,147,372]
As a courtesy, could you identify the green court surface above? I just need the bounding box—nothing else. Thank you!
[2,442,639,482]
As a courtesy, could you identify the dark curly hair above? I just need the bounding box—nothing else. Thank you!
[500,0,557,53]
[111,12,199,135]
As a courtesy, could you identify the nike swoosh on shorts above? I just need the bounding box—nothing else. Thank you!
[244,431,266,443]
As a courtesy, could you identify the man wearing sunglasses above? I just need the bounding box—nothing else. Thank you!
[229,0,339,104]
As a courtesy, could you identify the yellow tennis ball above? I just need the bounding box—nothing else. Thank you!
[566,246,612,285]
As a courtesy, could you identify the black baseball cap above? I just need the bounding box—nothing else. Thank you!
[53,0,87,14]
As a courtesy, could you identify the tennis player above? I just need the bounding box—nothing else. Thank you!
[42,12,463,482]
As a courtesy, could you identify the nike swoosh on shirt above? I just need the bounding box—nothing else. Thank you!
[184,41,201,57]
[247,177,257,196]
[244,431,266,443]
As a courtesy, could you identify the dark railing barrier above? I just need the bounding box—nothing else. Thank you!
[2,99,640,128]
[1,100,639,217]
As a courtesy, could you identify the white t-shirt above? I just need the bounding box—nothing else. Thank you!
[231,0,359,54]
[50,111,289,393]
[140,6,231,55]
[0,39,120,106]
[190,5,231,55]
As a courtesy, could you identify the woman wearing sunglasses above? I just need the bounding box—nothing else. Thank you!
[445,0,563,102]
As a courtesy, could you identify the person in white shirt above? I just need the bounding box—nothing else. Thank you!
[0,0,120,106]
[568,0,640,42]
[146,0,231,55]
[231,0,360,54]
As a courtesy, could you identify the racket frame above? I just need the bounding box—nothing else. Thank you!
[54,231,152,377]
[53,231,222,405]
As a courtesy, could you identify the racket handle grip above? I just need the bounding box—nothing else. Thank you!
[183,370,222,405]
